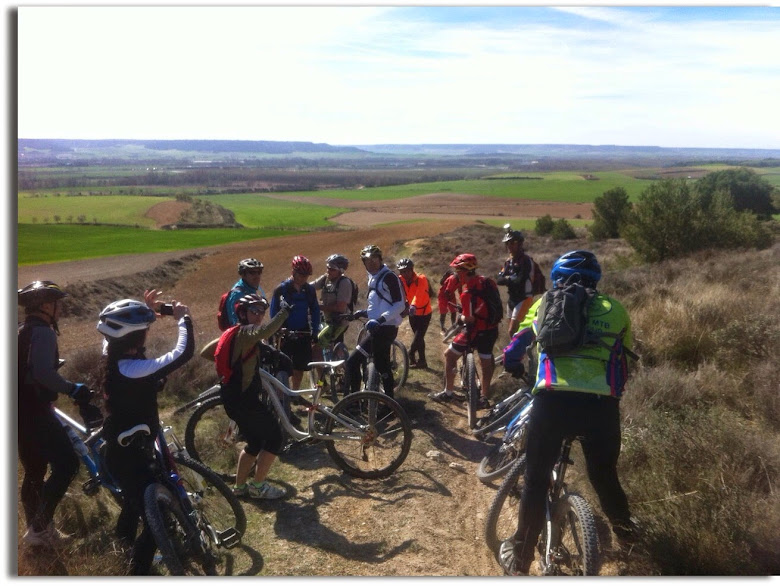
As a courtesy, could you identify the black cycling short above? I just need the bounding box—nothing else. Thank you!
[223,399,283,457]
[280,333,313,372]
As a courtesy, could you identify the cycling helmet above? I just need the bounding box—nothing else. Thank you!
[449,253,478,271]
[291,255,313,276]
[396,258,414,270]
[18,280,68,308]
[502,223,525,244]
[97,299,156,339]
[360,244,382,260]
[238,258,264,274]
[235,293,269,313]
[550,250,601,288]
[326,254,349,272]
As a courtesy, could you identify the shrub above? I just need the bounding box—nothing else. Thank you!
[589,186,632,240]
[535,214,554,236]
[550,218,576,240]
[694,167,776,219]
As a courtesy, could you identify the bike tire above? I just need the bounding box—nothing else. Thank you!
[144,483,217,576]
[390,340,409,391]
[476,440,524,484]
[540,493,600,576]
[465,352,479,429]
[363,362,380,393]
[325,390,413,479]
[185,395,241,481]
[172,452,247,544]
[484,454,527,556]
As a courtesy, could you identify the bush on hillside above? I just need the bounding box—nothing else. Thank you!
[534,214,555,236]
[550,218,577,240]
[694,167,776,219]
[589,186,632,240]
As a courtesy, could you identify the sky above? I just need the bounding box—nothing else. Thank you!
[15,3,780,149]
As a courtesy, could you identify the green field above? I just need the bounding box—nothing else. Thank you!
[195,194,350,229]
[17,194,169,227]
[17,224,296,265]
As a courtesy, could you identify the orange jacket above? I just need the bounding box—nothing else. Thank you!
[400,272,433,316]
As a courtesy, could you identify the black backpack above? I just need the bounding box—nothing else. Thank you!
[470,276,503,327]
[536,274,596,356]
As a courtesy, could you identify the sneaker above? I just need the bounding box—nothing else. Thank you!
[499,539,528,576]
[246,481,286,500]
[477,396,491,410]
[428,390,455,403]
[23,524,71,548]
[232,483,249,497]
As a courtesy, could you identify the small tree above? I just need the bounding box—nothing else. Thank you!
[694,167,776,219]
[53,215,61,224]
[551,218,577,240]
[535,214,555,236]
[589,186,631,240]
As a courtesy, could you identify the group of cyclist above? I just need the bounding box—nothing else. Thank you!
[18,224,638,575]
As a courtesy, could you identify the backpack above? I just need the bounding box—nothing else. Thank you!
[216,286,241,332]
[214,325,259,385]
[470,276,503,327]
[439,269,455,286]
[337,275,359,312]
[535,274,596,356]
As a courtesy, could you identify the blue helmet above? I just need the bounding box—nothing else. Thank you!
[550,250,601,288]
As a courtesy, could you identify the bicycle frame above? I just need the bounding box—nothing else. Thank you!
[541,437,575,572]
[257,361,385,444]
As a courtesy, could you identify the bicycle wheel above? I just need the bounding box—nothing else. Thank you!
[324,390,413,479]
[540,493,600,576]
[484,455,527,556]
[390,340,409,391]
[144,483,217,576]
[185,396,242,481]
[465,352,479,429]
[172,452,247,547]
[476,437,525,484]
[363,362,380,393]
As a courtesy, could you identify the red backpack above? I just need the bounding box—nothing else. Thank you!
[214,325,258,385]
[216,287,242,332]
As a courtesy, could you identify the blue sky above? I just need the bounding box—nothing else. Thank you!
[16,5,780,149]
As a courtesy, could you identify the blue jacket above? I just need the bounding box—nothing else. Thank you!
[269,278,320,337]
[225,278,266,327]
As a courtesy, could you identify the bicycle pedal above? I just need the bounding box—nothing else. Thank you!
[217,528,241,549]
[82,478,100,496]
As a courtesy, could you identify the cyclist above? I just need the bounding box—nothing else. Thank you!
[499,250,636,576]
[437,269,460,333]
[201,294,291,500]
[224,258,266,328]
[97,296,194,575]
[396,257,433,369]
[429,254,498,409]
[346,244,406,398]
[496,226,537,335]
[310,253,355,353]
[269,255,320,390]
[18,281,94,548]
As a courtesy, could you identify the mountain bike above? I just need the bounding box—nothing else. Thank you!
[308,317,351,403]
[486,435,600,576]
[476,392,534,484]
[183,358,413,481]
[54,407,247,575]
[472,385,532,442]
[442,322,483,429]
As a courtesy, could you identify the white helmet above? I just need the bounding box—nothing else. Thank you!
[97,299,156,339]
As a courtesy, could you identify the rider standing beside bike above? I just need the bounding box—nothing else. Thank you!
[346,244,406,398]
[270,255,321,390]
[499,251,636,576]
[437,270,460,333]
[430,254,498,409]
[310,253,355,352]
[97,296,194,575]
[496,227,537,335]
[224,258,266,328]
[18,281,95,548]
[396,257,433,369]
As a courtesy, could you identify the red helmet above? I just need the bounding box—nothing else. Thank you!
[449,253,478,271]
[291,255,313,276]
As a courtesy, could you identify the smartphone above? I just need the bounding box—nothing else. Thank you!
[158,303,174,316]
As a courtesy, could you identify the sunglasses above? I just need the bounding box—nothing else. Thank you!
[248,306,266,315]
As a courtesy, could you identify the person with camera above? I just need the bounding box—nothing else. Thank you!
[97,295,194,575]
[18,281,97,548]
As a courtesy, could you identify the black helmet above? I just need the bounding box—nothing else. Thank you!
[238,258,264,275]
[551,250,602,288]
[360,244,382,260]
[326,254,349,271]
[502,223,524,244]
[236,294,268,313]
[18,281,68,308]
[396,258,414,270]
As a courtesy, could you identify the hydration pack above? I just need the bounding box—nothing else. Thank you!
[216,287,241,332]
[470,276,503,327]
[536,274,596,356]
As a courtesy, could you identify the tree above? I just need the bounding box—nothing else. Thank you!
[535,214,555,236]
[694,167,775,219]
[589,186,631,240]
[551,218,577,240]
